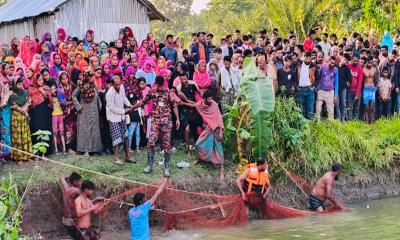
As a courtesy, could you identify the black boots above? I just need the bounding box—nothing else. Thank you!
[143,153,154,173]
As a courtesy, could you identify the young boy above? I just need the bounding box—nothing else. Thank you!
[75,180,104,240]
[51,84,67,155]
[377,67,393,118]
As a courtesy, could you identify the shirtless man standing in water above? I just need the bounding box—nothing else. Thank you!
[309,163,344,212]
[60,173,82,239]
[363,57,378,123]
[75,180,105,240]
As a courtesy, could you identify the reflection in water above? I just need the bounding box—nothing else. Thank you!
[104,197,400,240]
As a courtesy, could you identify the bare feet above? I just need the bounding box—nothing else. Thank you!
[193,160,200,165]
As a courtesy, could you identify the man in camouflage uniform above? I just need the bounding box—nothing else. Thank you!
[132,76,180,177]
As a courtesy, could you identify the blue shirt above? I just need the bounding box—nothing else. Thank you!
[135,69,156,85]
[161,46,177,64]
[129,201,152,240]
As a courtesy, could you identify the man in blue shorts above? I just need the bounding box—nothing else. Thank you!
[362,57,378,124]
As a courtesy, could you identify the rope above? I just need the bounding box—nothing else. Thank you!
[269,152,310,199]
[0,143,227,199]
[13,159,39,218]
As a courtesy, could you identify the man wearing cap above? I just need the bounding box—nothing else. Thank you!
[309,163,345,212]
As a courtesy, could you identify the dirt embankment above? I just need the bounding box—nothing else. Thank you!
[21,168,400,239]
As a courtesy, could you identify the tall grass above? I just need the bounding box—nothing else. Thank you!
[281,116,400,180]
[225,97,400,181]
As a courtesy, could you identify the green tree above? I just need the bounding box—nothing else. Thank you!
[150,0,194,45]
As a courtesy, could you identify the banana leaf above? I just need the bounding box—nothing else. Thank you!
[241,58,275,114]
[251,112,273,158]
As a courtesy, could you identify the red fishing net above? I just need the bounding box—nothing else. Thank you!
[100,181,314,231]
[103,183,248,231]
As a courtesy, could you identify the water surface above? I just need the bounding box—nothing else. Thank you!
[105,197,400,239]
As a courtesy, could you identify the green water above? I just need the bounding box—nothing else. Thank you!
[105,197,400,240]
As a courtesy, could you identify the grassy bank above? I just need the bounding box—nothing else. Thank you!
[0,144,237,190]
[1,114,400,191]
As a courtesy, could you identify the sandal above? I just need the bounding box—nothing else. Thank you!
[113,159,124,165]
[125,158,136,163]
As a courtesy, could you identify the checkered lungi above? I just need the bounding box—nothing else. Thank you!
[109,121,128,147]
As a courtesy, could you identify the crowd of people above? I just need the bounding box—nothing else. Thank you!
[0,24,391,240]
[1,26,400,175]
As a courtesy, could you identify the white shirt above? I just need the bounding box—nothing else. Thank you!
[319,41,332,57]
[299,62,311,87]
[105,85,131,123]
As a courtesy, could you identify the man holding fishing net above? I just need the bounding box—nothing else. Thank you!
[235,157,272,218]
[309,163,345,212]
[129,178,168,240]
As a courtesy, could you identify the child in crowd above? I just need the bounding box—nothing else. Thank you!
[377,66,392,118]
[51,84,67,155]
[127,91,143,152]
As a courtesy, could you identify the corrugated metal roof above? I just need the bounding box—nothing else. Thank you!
[0,0,68,24]
[0,0,167,24]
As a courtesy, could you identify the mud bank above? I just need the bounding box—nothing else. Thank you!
[21,168,400,239]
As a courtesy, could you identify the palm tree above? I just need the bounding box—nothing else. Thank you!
[265,0,341,40]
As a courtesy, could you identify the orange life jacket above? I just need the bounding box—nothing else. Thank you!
[243,163,270,194]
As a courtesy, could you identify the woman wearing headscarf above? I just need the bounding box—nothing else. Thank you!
[24,67,35,89]
[193,60,212,95]
[171,61,188,88]
[156,56,167,75]
[10,38,20,58]
[0,80,12,158]
[30,54,42,70]
[135,59,156,85]
[207,59,219,89]
[136,40,150,57]
[57,28,67,45]
[115,39,125,60]
[124,66,138,94]
[14,57,26,76]
[101,62,113,91]
[58,42,69,65]
[10,77,32,162]
[41,32,54,52]
[41,41,53,65]
[41,68,56,87]
[98,41,109,61]
[381,31,394,53]
[19,37,38,67]
[58,71,77,154]
[72,70,103,156]
[109,55,120,74]
[28,72,52,154]
[119,51,132,73]
[49,52,66,78]
[121,27,134,46]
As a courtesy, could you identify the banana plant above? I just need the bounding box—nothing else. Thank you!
[223,58,275,172]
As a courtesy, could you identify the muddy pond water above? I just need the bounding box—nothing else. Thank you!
[103,197,400,239]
